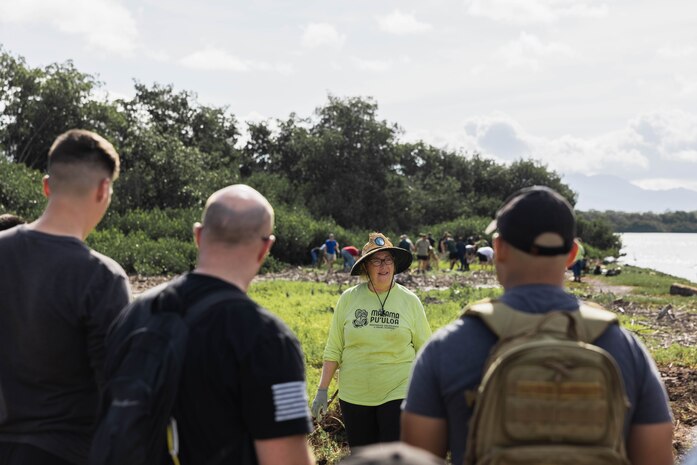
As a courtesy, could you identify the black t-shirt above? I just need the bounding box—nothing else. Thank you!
[171,273,312,465]
[0,226,131,464]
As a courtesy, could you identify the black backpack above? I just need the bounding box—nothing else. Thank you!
[89,279,239,465]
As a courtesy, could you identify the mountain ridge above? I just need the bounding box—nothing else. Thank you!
[564,174,697,212]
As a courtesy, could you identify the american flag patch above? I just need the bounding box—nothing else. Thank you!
[272,381,311,422]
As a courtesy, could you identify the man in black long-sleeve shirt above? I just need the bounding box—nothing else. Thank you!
[0,130,131,465]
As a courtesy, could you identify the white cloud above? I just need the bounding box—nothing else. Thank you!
[411,108,697,183]
[658,45,696,59]
[499,32,573,69]
[180,48,249,71]
[0,0,138,56]
[301,23,345,49]
[352,57,392,72]
[377,10,432,35]
[179,48,293,75]
[466,0,608,24]
[629,110,697,164]
[675,75,697,97]
[632,178,697,191]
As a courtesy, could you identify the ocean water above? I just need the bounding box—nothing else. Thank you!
[619,232,697,284]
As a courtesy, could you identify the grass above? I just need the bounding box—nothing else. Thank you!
[247,264,697,463]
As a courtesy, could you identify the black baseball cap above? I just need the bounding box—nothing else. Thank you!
[485,186,576,256]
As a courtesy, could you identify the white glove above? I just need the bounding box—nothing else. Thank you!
[311,388,329,418]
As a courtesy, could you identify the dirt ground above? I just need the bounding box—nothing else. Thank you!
[128,269,697,458]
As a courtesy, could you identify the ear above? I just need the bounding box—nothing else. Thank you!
[42,175,51,198]
[257,238,273,263]
[96,178,111,203]
[493,236,507,263]
[193,222,203,248]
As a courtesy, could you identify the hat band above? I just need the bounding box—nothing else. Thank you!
[528,244,572,256]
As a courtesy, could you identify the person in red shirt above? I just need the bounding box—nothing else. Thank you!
[341,245,360,272]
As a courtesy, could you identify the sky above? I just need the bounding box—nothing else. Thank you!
[1,0,697,198]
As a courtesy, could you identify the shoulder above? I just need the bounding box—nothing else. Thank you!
[394,283,420,300]
[342,282,367,297]
[89,248,129,278]
[425,316,494,353]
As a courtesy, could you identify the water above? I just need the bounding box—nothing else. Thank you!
[619,232,697,284]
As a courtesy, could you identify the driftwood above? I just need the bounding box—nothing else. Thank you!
[656,304,675,321]
[669,283,697,297]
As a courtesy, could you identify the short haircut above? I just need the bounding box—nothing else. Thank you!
[0,214,25,231]
[201,201,272,246]
[47,129,120,194]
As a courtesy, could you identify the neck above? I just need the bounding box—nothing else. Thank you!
[368,281,393,293]
[30,200,95,240]
[195,249,259,293]
[497,267,566,289]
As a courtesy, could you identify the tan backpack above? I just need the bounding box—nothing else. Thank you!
[462,299,630,465]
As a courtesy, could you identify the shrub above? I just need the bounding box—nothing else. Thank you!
[426,216,491,242]
[0,158,45,220]
[100,208,200,242]
[87,229,196,275]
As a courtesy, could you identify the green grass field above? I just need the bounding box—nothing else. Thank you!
[248,265,697,463]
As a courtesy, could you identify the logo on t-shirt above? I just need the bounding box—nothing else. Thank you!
[370,309,400,327]
[353,309,368,327]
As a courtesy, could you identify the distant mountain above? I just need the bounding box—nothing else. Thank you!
[563,174,697,212]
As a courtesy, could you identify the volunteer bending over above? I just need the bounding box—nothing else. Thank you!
[311,232,431,448]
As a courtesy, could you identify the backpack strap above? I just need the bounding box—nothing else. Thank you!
[463,298,618,343]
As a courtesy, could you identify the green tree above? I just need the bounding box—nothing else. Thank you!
[0,49,113,171]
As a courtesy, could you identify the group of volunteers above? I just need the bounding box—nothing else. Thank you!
[0,129,678,465]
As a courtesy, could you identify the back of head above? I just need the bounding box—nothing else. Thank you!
[48,129,120,195]
[486,186,575,257]
[200,184,274,247]
[486,186,576,285]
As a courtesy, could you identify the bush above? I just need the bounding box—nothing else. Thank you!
[426,216,492,243]
[0,158,45,220]
[577,215,621,253]
[100,208,200,242]
[87,229,196,275]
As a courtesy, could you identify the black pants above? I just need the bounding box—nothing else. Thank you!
[339,399,402,448]
[0,442,74,465]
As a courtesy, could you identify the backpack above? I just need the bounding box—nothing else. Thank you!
[462,299,630,465]
[89,279,239,465]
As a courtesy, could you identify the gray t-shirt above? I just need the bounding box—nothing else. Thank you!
[403,284,672,465]
[0,226,131,464]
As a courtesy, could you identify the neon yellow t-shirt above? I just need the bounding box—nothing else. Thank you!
[574,240,585,262]
[323,282,432,406]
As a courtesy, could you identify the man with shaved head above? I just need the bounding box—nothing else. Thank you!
[0,130,131,465]
[165,185,314,465]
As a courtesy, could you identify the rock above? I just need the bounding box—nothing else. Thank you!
[669,283,697,297]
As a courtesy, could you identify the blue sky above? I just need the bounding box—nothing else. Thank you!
[1,0,697,195]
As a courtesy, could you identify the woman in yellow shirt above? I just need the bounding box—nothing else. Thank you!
[311,232,432,448]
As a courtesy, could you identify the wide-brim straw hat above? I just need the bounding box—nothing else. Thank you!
[350,232,413,276]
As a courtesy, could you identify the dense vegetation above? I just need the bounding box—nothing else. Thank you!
[580,210,697,233]
[0,47,620,273]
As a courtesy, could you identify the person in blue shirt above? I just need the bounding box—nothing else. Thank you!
[402,186,674,465]
[325,233,339,274]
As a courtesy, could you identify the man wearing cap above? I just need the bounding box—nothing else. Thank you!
[402,186,673,465]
